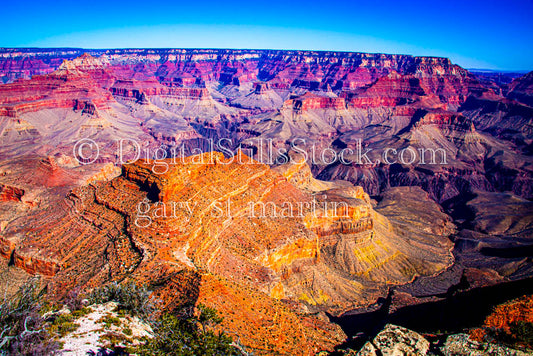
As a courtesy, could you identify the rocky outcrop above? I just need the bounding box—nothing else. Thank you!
[84,163,122,184]
[356,324,430,356]
[73,99,99,116]
[0,183,24,202]
[284,92,346,112]
[507,71,533,107]
[57,302,152,355]
[442,334,529,356]
[352,324,528,356]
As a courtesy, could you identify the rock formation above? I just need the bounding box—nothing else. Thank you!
[507,71,533,107]
[0,152,456,354]
[352,323,529,356]
[356,324,430,356]
[0,48,532,354]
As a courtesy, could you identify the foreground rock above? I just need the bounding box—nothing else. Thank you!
[442,334,529,356]
[56,302,152,355]
[356,324,430,355]
[354,324,528,356]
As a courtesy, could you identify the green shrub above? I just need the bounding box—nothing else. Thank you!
[87,282,157,319]
[122,326,133,336]
[48,321,79,337]
[134,306,241,356]
[484,321,533,351]
[99,331,131,347]
[0,278,60,354]
[197,304,223,332]
[509,321,533,348]
[98,314,122,328]
[87,284,246,355]
[71,306,92,319]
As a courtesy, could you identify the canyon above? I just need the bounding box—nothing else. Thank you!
[0,48,531,354]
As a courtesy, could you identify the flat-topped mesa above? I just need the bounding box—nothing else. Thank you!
[253,81,270,94]
[342,71,427,108]
[158,87,210,100]
[304,203,373,239]
[110,79,164,98]
[110,79,210,101]
[121,151,234,202]
[414,109,472,131]
[283,92,346,113]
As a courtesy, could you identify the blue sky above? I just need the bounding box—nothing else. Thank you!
[2,0,532,70]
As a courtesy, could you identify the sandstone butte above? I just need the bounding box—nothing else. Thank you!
[0,151,455,355]
[0,54,115,118]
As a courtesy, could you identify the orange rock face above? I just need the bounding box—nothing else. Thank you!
[484,295,533,333]
[0,184,24,202]
[0,153,347,353]
[0,152,455,354]
[470,294,533,348]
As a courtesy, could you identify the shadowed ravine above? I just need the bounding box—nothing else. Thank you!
[331,276,533,351]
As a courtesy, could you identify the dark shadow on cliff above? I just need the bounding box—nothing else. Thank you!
[149,268,202,313]
[331,277,533,352]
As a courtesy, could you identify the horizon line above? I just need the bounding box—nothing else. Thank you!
[1,47,531,72]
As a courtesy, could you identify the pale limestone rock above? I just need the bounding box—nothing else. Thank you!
[442,334,529,356]
[357,324,430,356]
